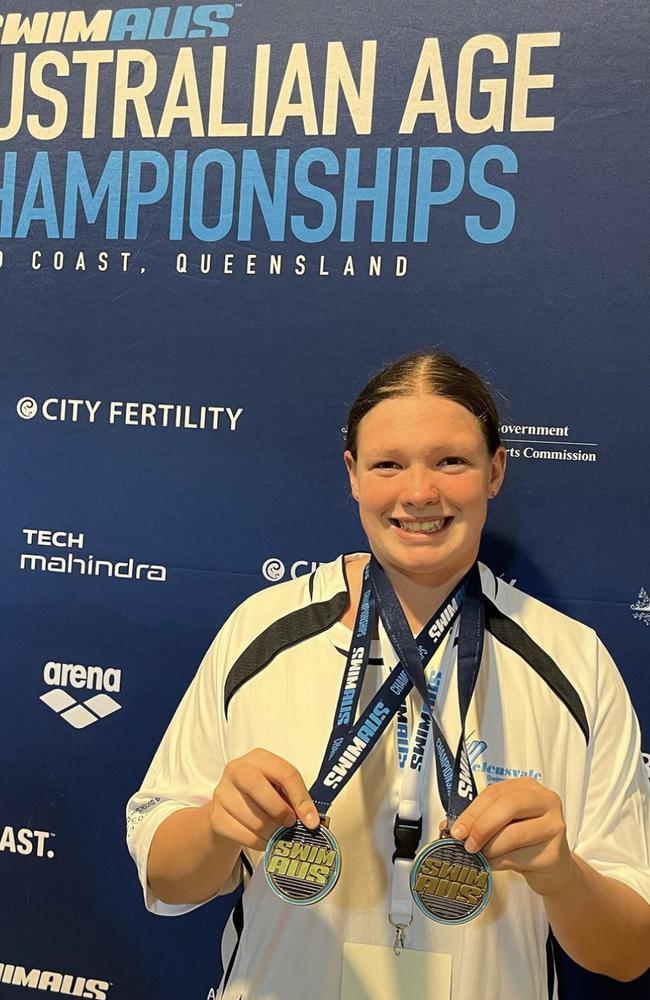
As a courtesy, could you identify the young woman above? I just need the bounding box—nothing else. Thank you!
[127,353,650,1000]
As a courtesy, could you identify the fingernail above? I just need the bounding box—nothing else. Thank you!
[450,824,467,840]
[304,810,318,829]
[465,837,478,854]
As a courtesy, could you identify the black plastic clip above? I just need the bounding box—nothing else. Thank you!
[392,815,423,862]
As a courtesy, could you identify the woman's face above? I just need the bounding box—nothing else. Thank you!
[344,394,506,589]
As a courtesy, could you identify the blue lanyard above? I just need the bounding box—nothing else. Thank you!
[371,558,483,821]
[309,561,470,816]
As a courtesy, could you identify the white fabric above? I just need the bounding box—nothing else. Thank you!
[126,554,650,1000]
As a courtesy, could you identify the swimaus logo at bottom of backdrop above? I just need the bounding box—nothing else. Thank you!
[0,962,111,997]
[39,660,122,729]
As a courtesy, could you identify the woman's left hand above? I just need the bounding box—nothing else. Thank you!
[446,777,579,897]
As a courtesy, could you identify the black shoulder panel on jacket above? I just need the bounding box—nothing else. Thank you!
[224,592,349,718]
[484,596,590,744]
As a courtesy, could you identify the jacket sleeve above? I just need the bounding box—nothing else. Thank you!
[572,637,650,905]
[126,617,240,916]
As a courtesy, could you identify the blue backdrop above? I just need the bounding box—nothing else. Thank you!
[2,0,648,997]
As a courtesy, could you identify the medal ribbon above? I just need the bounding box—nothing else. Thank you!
[370,557,483,822]
[373,560,485,939]
[309,562,468,816]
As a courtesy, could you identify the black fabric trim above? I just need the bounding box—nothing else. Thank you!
[224,592,348,717]
[308,570,315,600]
[483,597,589,744]
[220,893,244,996]
[546,930,556,999]
[220,852,251,996]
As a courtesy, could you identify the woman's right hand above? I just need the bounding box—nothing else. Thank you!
[208,748,319,851]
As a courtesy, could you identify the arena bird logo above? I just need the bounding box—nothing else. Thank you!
[631,588,650,627]
[0,962,110,996]
[39,660,122,730]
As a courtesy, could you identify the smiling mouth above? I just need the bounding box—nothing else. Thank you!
[389,517,451,534]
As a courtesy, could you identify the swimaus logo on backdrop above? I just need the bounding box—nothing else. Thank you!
[39,660,122,730]
[16,396,244,432]
[0,825,56,860]
[0,5,234,44]
[502,422,598,464]
[631,588,650,627]
[19,528,167,583]
[0,960,111,997]
[262,557,321,582]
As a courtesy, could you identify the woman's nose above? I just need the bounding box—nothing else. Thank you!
[401,468,440,508]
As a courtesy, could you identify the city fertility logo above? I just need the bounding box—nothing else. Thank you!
[631,588,650,627]
[262,557,321,582]
[39,660,122,730]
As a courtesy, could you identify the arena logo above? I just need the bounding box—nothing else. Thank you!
[631,588,650,627]
[16,395,243,432]
[19,528,167,583]
[0,962,110,997]
[40,660,122,730]
[262,557,321,583]
[501,422,598,464]
[0,826,55,860]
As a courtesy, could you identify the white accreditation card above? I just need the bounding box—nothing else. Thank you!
[341,942,451,1000]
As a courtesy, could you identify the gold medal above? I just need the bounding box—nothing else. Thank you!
[264,819,341,905]
[410,837,492,924]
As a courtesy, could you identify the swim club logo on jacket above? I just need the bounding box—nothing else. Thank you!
[39,660,122,729]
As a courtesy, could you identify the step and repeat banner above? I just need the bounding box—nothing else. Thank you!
[2,0,648,997]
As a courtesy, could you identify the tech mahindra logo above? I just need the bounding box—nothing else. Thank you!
[39,660,122,729]
[0,962,110,997]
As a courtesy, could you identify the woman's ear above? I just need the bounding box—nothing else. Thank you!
[343,450,359,501]
[488,446,507,498]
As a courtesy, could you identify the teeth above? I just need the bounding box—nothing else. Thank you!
[398,518,446,533]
